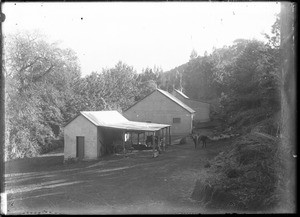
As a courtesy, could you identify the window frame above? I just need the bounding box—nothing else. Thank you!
[173,117,181,124]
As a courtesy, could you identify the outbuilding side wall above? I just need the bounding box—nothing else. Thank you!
[124,91,193,136]
[172,90,210,122]
[64,115,98,160]
[185,100,210,122]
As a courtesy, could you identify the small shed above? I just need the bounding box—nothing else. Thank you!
[172,89,210,122]
[64,111,170,161]
[123,88,195,136]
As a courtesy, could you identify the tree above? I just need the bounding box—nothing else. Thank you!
[100,61,139,110]
[209,37,281,131]
[183,54,215,100]
[5,31,81,159]
[74,61,140,112]
[265,13,280,49]
[134,66,165,101]
[280,2,296,211]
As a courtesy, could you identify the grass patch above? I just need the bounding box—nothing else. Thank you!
[191,133,287,211]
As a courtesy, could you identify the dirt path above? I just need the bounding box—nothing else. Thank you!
[5,137,231,214]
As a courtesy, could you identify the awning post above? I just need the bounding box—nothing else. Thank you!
[169,127,171,146]
[163,128,166,151]
[137,133,140,145]
[122,131,126,154]
[152,131,155,150]
[158,130,161,154]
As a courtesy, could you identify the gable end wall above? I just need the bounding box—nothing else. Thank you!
[124,90,193,135]
[64,115,98,160]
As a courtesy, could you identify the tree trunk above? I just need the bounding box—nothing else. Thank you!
[280,2,296,212]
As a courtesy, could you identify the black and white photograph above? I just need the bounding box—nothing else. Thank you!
[0,1,296,214]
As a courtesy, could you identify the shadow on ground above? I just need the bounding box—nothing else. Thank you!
[5,136,232,214]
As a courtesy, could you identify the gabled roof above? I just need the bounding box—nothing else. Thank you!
[65,110,170,132]
[156,89,195,114]
[124,88,195,114]
[173,89,210,105]
[174,89,189,99]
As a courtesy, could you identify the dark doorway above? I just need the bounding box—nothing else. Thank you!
[76,136,85,159]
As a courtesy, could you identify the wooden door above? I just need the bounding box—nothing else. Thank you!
[76,136,84,159]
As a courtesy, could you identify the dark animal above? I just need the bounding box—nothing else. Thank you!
[190,134,199,149]
[190,134,209,149]
[199,135,208,148]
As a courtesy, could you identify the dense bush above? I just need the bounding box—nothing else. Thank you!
[191,133,287,211]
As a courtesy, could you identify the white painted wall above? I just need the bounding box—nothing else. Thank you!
[64,115,98,160]
[124,90,193,136]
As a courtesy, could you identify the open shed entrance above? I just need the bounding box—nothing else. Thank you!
[98,124,171,157]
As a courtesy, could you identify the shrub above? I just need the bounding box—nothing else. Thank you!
[191,133,286,211]
[6,129,41,160]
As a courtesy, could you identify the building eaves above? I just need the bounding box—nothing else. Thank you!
[65,110,170,132]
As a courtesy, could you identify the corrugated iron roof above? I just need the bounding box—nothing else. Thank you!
[81,111,129,126]
[100,121,170,132]
[78,111,170,131]
[174,89,189,99]
[157,89,195,114]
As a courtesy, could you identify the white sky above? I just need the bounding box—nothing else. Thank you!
[2,2,280,77]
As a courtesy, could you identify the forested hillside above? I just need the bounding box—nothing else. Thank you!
[159,15,281,133]
[189,10,295,211]
[4,14,281,160]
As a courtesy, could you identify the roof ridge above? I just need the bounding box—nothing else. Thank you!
[80,111,104,126]
[156,88,195,113]
[174,89,189,99]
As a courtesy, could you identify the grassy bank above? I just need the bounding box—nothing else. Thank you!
[191,131,289,212]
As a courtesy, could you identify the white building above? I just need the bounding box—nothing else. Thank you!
[172,89,210,123]
[64,111,170,161]
[123,88,195,136]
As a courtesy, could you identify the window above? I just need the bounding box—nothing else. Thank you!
[173,118,181,123]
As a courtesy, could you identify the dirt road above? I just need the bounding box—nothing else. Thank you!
[5,138,230,214]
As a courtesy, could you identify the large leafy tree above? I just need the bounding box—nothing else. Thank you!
[183,55,215,100]
[101,61,139,109]
[134,66,163,101]
[5,31,81,159]
[74,61,140,112]
[211,38,280,129]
